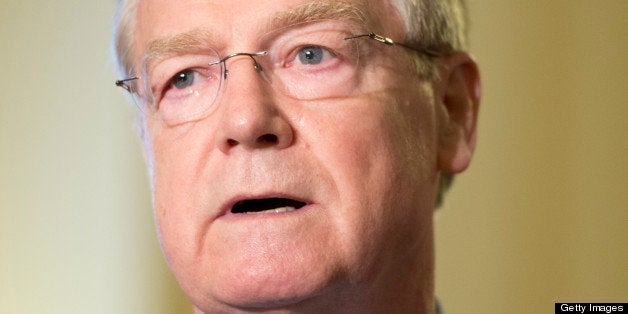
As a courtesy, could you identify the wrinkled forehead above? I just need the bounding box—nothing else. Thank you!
[132,0,404,63]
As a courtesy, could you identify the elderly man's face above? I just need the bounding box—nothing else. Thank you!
[133,0,477,312]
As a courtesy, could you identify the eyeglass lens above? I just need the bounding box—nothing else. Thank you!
[129,19,367,125]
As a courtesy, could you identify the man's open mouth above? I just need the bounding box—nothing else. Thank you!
[231,198,307,214]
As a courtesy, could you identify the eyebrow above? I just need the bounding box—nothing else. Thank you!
[269,0,367,30]
[142,29,216,73]
[141,0,368,72]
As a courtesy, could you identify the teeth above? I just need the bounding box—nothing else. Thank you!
[244,206,297,215]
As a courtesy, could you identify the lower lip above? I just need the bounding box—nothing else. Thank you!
[219,204,314,222]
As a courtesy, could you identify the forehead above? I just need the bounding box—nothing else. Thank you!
[133,0,403,56]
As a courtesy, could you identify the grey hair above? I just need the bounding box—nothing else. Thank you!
[111,0,138,78]
[392,0,468,50]
[390,0,469,207]
[110,0,469,207]
[391,0,469,79]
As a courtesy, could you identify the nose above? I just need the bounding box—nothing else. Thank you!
[215,55,294,153]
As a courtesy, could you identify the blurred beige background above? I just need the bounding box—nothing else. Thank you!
[1,1,626,313]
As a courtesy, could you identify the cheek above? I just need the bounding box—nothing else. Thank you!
[147,120,218,200]
[311,90,437,196]
[143,122,217,263]
[301,91,439,265]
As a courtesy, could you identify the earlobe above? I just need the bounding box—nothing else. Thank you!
[436,51,481,174]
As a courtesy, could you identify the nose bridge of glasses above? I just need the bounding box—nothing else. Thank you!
[210,51,268,79]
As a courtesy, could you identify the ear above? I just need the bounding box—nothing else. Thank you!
[435,51,481,174]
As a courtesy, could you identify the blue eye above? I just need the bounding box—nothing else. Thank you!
[171,69,196,89]
[298,46,325,65]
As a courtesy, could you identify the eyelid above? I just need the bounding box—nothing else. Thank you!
[169,69,196,89]
[267,34,350,65]
[148,55,219,97]
[163,66,220,95]
[291,46,336,65]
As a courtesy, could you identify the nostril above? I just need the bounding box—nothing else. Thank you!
[257,134,278,144]
[225,134,278,149]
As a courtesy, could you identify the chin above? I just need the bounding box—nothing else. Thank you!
[177,247,346,312]
[190,274,340,313]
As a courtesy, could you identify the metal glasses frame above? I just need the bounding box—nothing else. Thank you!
[114,32,443,94]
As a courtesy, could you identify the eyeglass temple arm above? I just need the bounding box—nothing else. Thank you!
[344,33,442,58]
[115,77,139,92]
